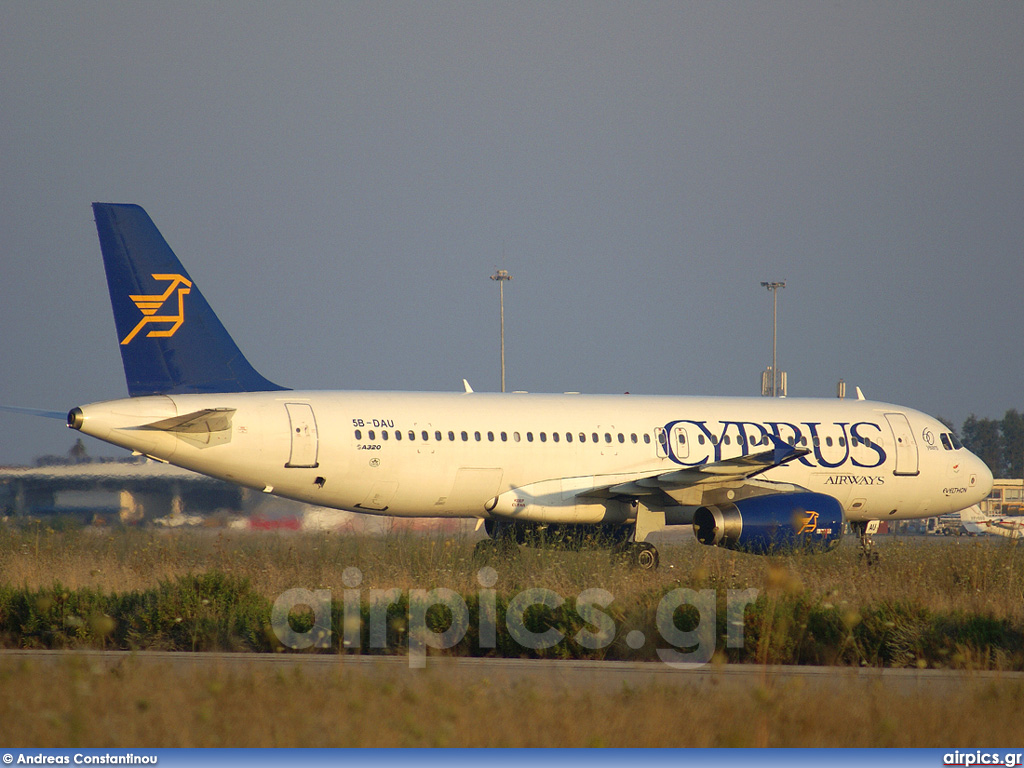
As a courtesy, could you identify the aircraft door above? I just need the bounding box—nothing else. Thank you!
[884,412,919,477]
[285,403,319,468]
[672,425,690,460]
[655,427,668,458]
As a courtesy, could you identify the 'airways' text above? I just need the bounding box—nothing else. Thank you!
[823,474,885,486]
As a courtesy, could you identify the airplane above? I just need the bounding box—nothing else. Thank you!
[63,203,993,568]
[959,505,1024,539]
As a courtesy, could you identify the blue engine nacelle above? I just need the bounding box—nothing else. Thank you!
[693,492,844,554]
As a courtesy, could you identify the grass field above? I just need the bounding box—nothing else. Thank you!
[1,525,1023,746]
[2,654,1024,747]
[2,526,1022,619]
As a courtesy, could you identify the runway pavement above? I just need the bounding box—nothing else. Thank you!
[2,649,1021,693]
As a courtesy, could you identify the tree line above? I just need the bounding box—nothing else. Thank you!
[947,410,1024,479]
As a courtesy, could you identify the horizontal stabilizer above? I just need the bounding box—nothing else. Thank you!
[138,408,236,434]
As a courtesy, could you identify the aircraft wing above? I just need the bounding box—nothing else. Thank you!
[592,436,810,499]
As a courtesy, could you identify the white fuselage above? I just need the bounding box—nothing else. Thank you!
[71,390,993,526]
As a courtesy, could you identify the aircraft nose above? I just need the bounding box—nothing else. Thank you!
[972,452,994,500]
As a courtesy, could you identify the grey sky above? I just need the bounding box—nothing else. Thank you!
[2,1,1023,465]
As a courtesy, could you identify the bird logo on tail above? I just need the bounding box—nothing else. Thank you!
[120,273,192,345]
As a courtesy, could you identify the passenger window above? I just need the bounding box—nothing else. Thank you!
[422,430,429,441]
[514,432,521,442]
[723,436,731,446]
[474,431,481,441]
[461,431,469,441]
[825,436,833,447]
[408,431,416,441]
[839,437,846,447]
[552,432,560,443]
[354,429,362,440]
[527,432,534,442]
[448,431,455,441]
[592,433,599,443]
[579,433,587,443]
[631,433,638,444]
[566,432,573,443]
[813,437,820,447]
[435,430,442,441]
[368,430,376,440]
[395,431,402,441]
[698,435,705,445]
[487,431,494,442]
[540,432,547,443]
[644,434,651,444]
[501,432,508,442]
[617,433,624,443]
[382,431,389,441]
[604,433,612,443]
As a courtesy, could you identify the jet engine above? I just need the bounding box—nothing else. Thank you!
[693,492,843,554]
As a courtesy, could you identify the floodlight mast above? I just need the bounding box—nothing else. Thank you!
[491,269,512,392]
[761,281,786,397]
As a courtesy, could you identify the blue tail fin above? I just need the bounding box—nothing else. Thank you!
[93,203,287,397]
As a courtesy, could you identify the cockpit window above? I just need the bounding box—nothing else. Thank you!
[940,433,952,451]
[949,432,963,450]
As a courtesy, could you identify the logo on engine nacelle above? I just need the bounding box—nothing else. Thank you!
[795,509,819,535]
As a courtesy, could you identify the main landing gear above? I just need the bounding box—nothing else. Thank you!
[472,520,661,569]
[611,540,660,570]
[472,531,520,563]
[851,520,880,566]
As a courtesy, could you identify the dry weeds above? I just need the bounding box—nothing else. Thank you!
[1,527,1022,621]
[2,527,1023,747]
[0,654,1022,747]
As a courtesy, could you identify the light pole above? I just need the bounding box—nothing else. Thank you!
[761,281,786,397]
[491,269,512,392]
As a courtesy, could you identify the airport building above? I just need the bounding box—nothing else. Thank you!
[0,457,467,533]
[980,479,1024,517]
[0,458,245,524]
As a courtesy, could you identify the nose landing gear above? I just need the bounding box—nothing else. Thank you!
[851,520,880,566]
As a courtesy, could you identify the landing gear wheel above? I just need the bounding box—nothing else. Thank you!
[632,542,659,570]
[472,537,520,564]
[858,548,880,567]
[611,542,660,570]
